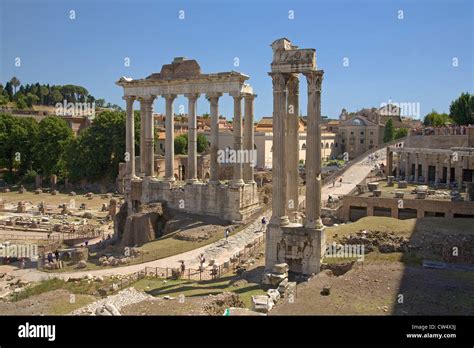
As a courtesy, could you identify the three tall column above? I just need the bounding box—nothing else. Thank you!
[230,92,245,187]
[207,93,222,184]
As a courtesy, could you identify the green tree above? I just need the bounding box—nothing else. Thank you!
[33,116,73,176]
[423,110,453,126]
[25,93,40,107]
[4,82,13,99]
[16,95,27,109]
[197,133,209,153]
[174,134,187,155]
[449,92,473,125]
[63,110,131,182]
[10,77,20,95]
[394,127,408,140]
[383,118,394,143]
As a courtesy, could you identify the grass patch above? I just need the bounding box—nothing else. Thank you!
[48,294,95,315]
[13,278,100,301]
[132,275,266,308]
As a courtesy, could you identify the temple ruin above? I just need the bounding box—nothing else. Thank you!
[265,38,326,275]
[116,58,260,222]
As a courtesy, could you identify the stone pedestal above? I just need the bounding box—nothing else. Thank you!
[265,224,325,275]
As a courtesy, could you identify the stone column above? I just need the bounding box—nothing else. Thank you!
[424,154,429,184]
[304,70,324,229]
[164,94,177,181]
[414,153,419,182]
[456,158,464,188]
[139,99,146,176]
[243,94,256,184]
[386,148,393,176]
[207,93,222,184]
[269,72,289,226]
[141,96,155,177]
[123,95,136,178]
[435,155,440,184]
[185,93,200,183]
[286,73,300,216]
[446,155,451,185]
[230,92,245,187]
[404,153,410,180]
[396,152,401,179]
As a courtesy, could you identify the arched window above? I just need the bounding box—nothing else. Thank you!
[301,143,306,150]
[325,143,329,148]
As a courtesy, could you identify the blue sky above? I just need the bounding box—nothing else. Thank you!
[1,0,472,120]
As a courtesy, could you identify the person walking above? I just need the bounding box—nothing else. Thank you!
[225,228,230,243]
[261,216,267,232]
[180,261,186,277]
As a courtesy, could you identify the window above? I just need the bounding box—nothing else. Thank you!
[369,139,373,144]
[350,131,354,135]
[360,139,364,144]
[370,131,374,136]
[301,143,306,150]
[341,139,345,144]
[360,131,364,136]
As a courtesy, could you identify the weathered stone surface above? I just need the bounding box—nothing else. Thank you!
[262,272,287,286]
[398,181,408,189]
[272,263,289,274]
[119,203,164,248]
[368,182,379,192]
[251,295,274,313]
[267,288,281,302]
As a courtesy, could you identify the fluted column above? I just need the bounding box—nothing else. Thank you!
[185,93,200,183]
[404,153,410,180]
[304,70,324,229]
[424,154,429,183]
[386,148,393,176]
[446,155,451,185]
[141,96,155,177]
[435,155,440,183]
[269,73,289,226]
[414,153,419,182]
[123,95,136,178]
[164,94,177,181]
[396,152,401,179]
[286,73,299,216]
[243,94,255,184]
[207,93,222,184]
[139,100,146,176]
[230,92,244,187]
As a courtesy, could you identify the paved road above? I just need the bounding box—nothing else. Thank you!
[8,148,386,282]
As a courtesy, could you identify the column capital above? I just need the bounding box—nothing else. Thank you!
[304,70,324,92]
[229,91,243,100]
[122,95,136,102]
[138,95,155,103]
[184,93,200,101]
[268,72,289,92]
[243,93,256,100]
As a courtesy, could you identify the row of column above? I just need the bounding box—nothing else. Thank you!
[270,70,324,229]
[123,93,255,185]
[387,150,465,186]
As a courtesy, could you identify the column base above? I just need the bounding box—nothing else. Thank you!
[186,178,199,185]
[270,215,290,226]
[304,217,324,230]
[164,176,176,182]
[231,179,245,187]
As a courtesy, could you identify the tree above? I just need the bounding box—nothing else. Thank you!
[25,93,40,107]
[16,95,27,109]
[0,114,38,182]
[394,127,408,140]
[33,116,73,176]
[4,82,13,99]
[95,98,106,108]
[63,110,131,182]
[423,110,453,126]
[449,92,473,125]
[10,77,20,95]
[383,118,394,143]
[197,133,209,153]
[174,134,187,155]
